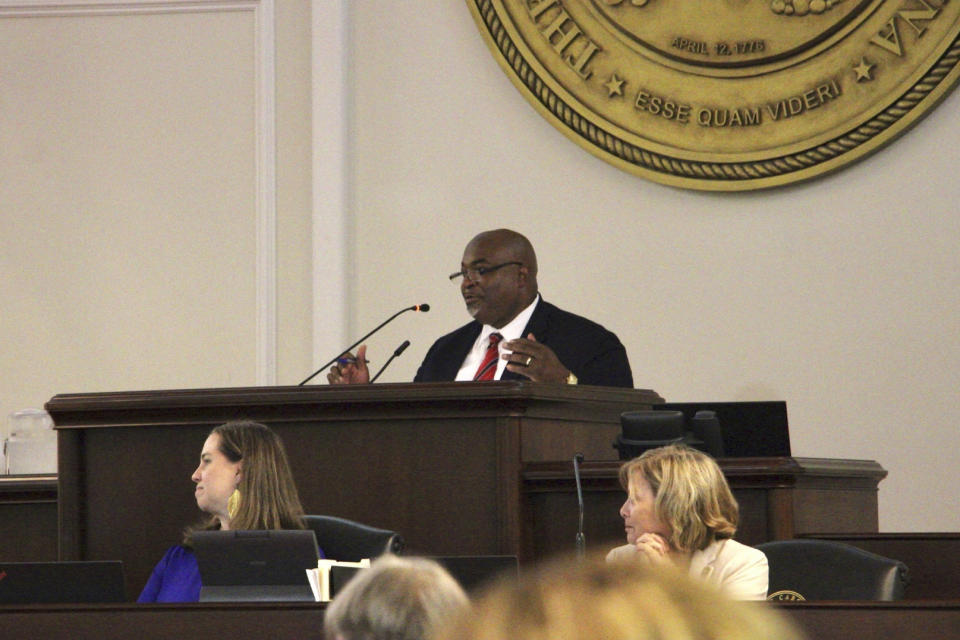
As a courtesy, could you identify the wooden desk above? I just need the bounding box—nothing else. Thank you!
[0,602,325,640]
[0,600,957,640]
[0,475,58,561]
[781,601,960,640]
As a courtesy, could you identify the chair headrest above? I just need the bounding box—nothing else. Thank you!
[614,410,724,459]
[619,410,685,444]
[614,411,702,459]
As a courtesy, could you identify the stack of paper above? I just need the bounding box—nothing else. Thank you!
[306,558,371,602]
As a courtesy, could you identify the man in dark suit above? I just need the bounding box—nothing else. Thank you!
[329,229,632,387]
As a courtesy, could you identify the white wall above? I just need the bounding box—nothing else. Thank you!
[0,1,314,418]
[347,1,960,531]
[0,1,955,533]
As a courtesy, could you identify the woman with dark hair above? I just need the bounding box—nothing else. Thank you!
[138,420,310,602]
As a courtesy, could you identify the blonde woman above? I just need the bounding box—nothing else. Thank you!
[324,555,469,640]
[435,555,802,640]
[606,444,768,600]
[138,420,310,602]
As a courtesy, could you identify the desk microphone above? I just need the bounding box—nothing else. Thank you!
[573,452,585,559]
[298,304,429,385]
[370,340,411,383]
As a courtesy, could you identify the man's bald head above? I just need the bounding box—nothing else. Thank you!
[467,229,538,280]
[459,229,539,328]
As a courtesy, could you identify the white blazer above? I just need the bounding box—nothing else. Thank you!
[606,538,768,600]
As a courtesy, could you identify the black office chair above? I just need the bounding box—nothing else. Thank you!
[304,515,404,562]
[757,539,909,601]
[614,410,724,460]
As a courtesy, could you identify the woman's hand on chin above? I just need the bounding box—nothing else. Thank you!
[634,532,672,565]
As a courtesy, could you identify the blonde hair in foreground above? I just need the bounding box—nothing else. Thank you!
[620,444,739,552]
[324,555,469,640]
[435,555,804,640]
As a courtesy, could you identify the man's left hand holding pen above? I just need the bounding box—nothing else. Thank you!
[327,344,371,384]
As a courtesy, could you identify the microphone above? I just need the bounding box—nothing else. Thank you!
[370,340,411,383]
[298,304,429,385]
[573,452,585,559]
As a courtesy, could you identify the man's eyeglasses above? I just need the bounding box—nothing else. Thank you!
[448,261,522,282]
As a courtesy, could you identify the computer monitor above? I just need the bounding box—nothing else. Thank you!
[193,529,320,602]
[655,401,791,457]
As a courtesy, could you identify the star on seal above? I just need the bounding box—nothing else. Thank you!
[604,74,625,98]
[853,57,875,82]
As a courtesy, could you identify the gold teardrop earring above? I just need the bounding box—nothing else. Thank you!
[227,488,241,519]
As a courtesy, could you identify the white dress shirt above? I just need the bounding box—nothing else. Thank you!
[455,295,541,381]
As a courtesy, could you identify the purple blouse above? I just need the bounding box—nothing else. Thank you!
[138,539,326,603]
[138,545,202,603]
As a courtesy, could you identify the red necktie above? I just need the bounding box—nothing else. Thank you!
[473,333,503,381]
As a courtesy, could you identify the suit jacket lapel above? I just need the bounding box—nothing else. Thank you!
[442,322,482,381]
[501,299,552,381]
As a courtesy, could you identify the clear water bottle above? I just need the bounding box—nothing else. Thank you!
[5,408,57,475]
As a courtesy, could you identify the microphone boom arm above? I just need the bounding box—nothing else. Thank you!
[573,452,585,558]
[370,340,411,383]
[298,304,427,385]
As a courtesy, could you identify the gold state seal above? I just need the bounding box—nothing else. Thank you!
[466,0,960,190]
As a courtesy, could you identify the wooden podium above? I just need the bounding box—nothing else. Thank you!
[46,382,885,601]
[48,382,658,597]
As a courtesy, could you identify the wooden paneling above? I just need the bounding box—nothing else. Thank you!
[44,382,888,602]
[47,382,661,600]
[522,457,886,558]
[0,476,57,562]
[0,602,325,640]
[0,600,957,640]
[782,601,960,640]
